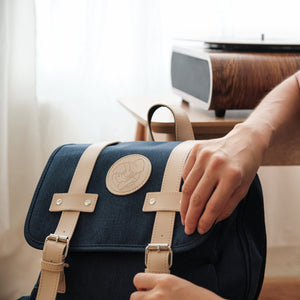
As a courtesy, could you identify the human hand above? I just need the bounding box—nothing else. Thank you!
[181,123,267,235]
[130,273,225,300]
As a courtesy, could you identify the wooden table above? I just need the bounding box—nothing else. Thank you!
[118,95,300,166]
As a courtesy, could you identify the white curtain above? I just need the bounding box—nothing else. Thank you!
[0,1,42,299]
[1,0,300,299]
[0,0,10,235]
[0,0,42,233]
[0,1,171,298]
[35,0,171,158]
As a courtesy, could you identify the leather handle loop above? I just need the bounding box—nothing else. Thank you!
[147,104,195,141]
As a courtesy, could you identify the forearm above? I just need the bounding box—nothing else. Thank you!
[235,71,300,155]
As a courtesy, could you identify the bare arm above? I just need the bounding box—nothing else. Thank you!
[181,71,300,235]
[243,71,300,150]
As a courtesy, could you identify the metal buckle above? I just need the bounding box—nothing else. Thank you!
[45,233,70,259]
[145,243,173,268]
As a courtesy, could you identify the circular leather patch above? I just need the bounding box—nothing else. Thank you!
[106,154,152,195]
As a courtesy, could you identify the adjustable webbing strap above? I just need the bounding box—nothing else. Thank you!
[144,140,197,273]
[36,142,117,300]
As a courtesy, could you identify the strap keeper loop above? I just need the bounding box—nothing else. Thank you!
[41,260,66,272]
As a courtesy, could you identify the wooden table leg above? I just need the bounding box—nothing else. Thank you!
[135,122,147,141]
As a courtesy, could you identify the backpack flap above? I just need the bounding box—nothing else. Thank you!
[24,141,213,254]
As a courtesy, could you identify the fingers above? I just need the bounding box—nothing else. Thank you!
[181,165,205,226]
[181,146,206,225]
[131,273,226,300]
[182,148,243,234]
[181,136,257,235]
[131,273,168,300]
[131,273,155,300]
[196,179,237,234]
[130,291,144,300]
[183,171,217,234]
[216,186,248,222]
[182,146,197,181]
[133,273,157,291]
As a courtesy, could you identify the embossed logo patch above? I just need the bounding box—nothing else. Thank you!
[106,154,152,195]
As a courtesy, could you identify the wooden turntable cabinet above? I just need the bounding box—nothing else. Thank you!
[171,40,300,117]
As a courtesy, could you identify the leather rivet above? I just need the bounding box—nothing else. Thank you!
[149,198,156,205]
[84,199,92,206]
[56,198,63,205]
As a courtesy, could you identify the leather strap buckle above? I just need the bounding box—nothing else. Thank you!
[45,234,70,259]
[145,243,173,268]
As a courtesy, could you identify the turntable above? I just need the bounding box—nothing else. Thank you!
[171,39,300,117]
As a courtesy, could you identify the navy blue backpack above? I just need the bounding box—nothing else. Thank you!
[20,105,266,300]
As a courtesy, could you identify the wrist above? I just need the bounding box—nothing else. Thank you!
[228,121,272,161]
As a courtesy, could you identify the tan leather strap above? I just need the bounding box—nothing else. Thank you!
[38,239,68,297]
[145,141,197,273]
[147,104,195,141]
[50,193,98,213]
[143,192,182,212]
[36,141,117,300]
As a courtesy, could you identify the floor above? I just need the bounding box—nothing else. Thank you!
[259,246,300,299]
[259,277,300,300]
